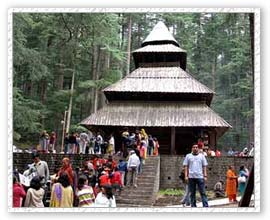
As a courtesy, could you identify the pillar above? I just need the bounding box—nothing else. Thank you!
[170,127,175,155]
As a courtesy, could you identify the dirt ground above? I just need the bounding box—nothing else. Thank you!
[154,190,218,206]
[154,195,254,208]
[154,195,182,206]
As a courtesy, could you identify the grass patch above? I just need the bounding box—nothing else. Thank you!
[158,188,218,200]
[158,188,184,196]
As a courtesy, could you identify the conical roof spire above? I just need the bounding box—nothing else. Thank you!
[142,21,179,47]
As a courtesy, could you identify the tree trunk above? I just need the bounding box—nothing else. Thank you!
[137,22,142,48]
[248,13,255,145]
[66,69,75,134]
[249,13,254,76]
[56,62,65,90]
[121,14,125,50]
[211,56,217,92]
[91,45,100,113]
[40,79,47,104]
[126,15,132,76]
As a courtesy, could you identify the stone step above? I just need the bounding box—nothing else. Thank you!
[116,203,150,208]
[136,175,156,178]
[124,180,155,186]
[120,187,153,192]
[138,171,156,174]
[141,168,156,171]
[137,175,156,179]
[139,168,156,171]
[117,193,153,199]
[136,183,155,187]
[144,163,157,166]
[138,174,156,177]
[137,176,156,181]
[142,166,156,169]
[145,159,157,162]
[121,185,154,190]
[118,189,153,196]
[116,198,153,206]
[139,166,155,169]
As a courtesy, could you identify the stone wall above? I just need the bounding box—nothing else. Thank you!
[152,156,160,201]
[159,155,254,190]
[13,153,254,190]
[13,153,97,174]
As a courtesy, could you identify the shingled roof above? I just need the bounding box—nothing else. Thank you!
[103,67,214,105]
[142,21,180,47]
[104,67,213,94]
[80,101,231,137]
[133,44,186,53]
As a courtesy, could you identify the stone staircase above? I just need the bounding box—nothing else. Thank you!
[116,156,160,207]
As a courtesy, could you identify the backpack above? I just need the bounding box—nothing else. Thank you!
[179,171,185,182]
[148,138,154,147]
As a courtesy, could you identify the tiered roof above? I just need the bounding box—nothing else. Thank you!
[81,101,231,137]
[81,21,231,133]
[103,67,214,105]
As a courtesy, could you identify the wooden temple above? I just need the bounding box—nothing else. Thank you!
[80,21,231,155]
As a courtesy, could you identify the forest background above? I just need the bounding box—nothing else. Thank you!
[12,12,254,153]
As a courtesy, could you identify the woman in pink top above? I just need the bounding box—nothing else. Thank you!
[13,176,26,207]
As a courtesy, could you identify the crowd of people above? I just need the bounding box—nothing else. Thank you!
[13,152,126,208]
[38,130,113,155]
[13,127,161,208]
[13,128,158,209]
[227,145,254,157]
[37,127,161,160]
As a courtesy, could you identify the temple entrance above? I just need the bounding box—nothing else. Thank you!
[175,132,194,155]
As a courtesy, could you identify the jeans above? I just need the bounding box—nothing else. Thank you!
[188,178,208,207]
[127,167,138,187]
[147,147,153,156]
[119,171,126,186]
[64,144,69,154]
[181,183,190,205]
[79,141,87,154]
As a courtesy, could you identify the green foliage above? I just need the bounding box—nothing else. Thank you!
[13,87,43,139]
[158,188,184,196]
[78,80,96,89]
[69,125,89,133]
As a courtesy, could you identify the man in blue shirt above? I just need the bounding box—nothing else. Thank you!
[183,144,209,207]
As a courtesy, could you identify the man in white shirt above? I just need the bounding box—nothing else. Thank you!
[183,144,209,207]
[23,152,50,205]
[126,150,140,188]
[79,132,89,154]
[23,152,50,187]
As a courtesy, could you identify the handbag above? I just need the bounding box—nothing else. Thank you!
[238,176,246,183]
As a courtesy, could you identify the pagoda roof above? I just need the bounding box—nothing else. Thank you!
[133,44,186,53]
[142,21,180,47]
[103,67,214,104]
[103,67,213,94]
[80,101,231,137]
